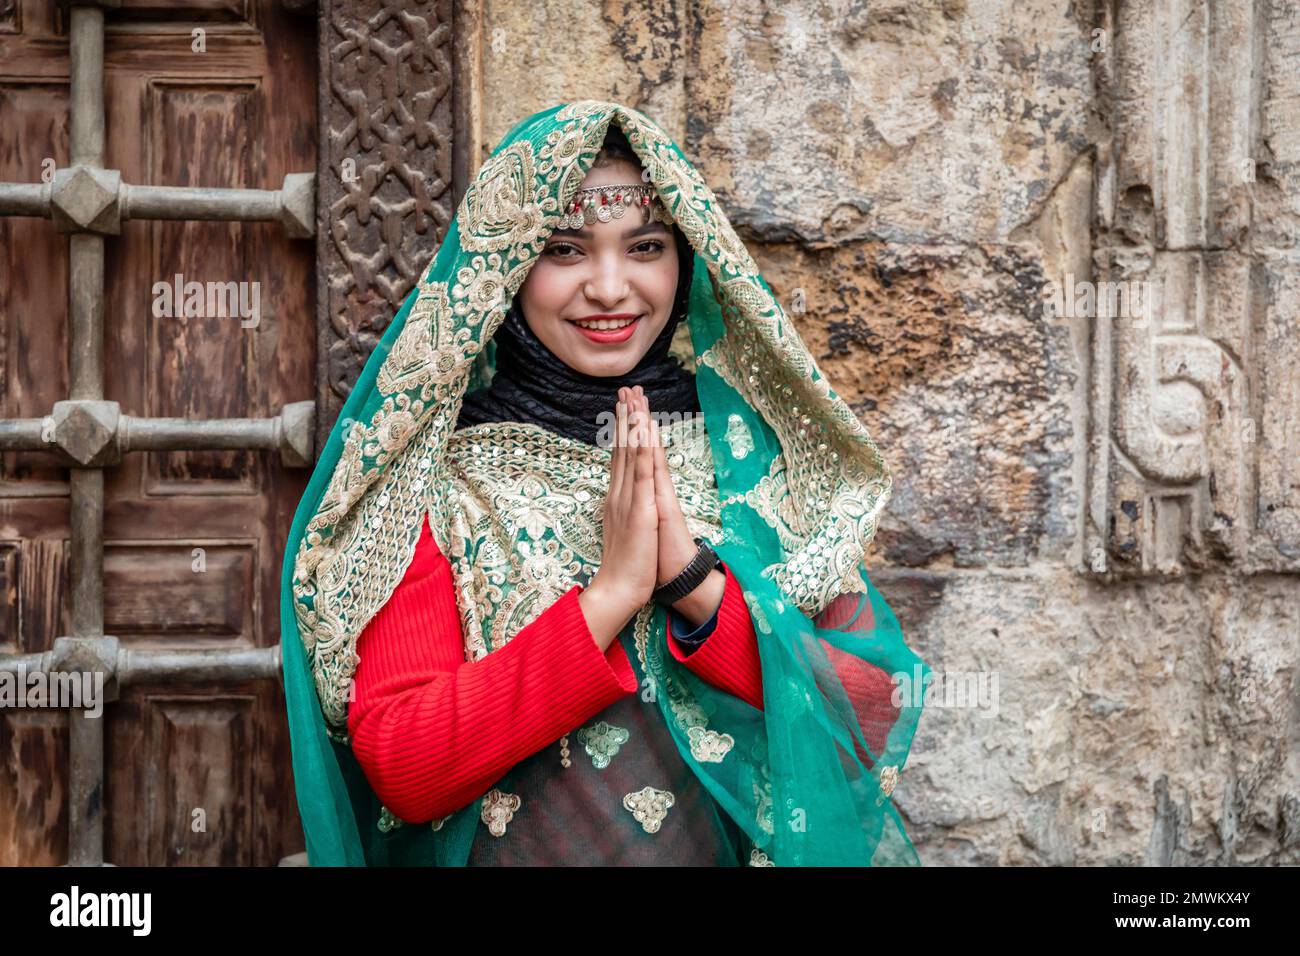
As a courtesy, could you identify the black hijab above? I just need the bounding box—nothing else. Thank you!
[455,223,700,446]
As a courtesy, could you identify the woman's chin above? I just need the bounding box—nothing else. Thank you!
[567,351,642,378]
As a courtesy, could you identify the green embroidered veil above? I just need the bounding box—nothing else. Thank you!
[279,100,930,866]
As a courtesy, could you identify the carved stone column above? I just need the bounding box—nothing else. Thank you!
[1088,0,1300,577]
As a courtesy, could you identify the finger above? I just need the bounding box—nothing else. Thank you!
[648,416,665,490]
[637,395,647,455]
[634,406,654,486]
[650,416,670,491]
[611,393,628,503]
[628,393,644,451]
[619,390,637,505]
[644,395,656,464]
[640,389,661,456]
[636,389,650,446]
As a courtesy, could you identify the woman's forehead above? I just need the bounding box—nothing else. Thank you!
[578,159,643,189]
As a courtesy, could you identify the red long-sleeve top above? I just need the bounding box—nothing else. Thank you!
[347,515,764,825]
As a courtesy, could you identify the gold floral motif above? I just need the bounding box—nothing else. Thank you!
[457,140,547,253]
[724,413,754,459]
[480,789,521,837]
[430,815,449,832]
[556,99,610,124]
[377,806,403,833]
[443,419,713,657]
[876,765,900,806]
[575,720,630,769]
[632,606,735,763]
[623,786,675,834]
[742,590,773,635]
[777,675,814,716]
[687,726,735,763]
[452,253,513,321]
[748,847,776,866]
[376,282,467,394]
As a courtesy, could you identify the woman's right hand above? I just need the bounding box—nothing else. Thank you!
[578,386,659,649]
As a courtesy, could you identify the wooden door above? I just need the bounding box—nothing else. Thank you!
[0,0,317,866]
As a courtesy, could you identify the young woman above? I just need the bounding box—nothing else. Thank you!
[281,101,929,867]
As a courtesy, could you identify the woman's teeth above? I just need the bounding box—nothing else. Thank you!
[573,317,637,330]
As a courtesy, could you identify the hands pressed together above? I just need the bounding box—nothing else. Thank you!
[576,385,726,650]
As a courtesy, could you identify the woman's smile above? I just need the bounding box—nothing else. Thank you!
[569,312,642,343]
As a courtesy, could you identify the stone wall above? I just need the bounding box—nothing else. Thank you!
[472,0,1299,865]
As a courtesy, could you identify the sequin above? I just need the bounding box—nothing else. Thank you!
[623,786,676,834]
[687,726,735,763]
[575,720,630,769]
[725,413,754,459]
[876,765,900,805]
[481,789,521,837]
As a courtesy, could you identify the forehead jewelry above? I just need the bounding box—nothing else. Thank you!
[558,182,675,230]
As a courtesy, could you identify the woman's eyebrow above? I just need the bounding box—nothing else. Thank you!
[550,221,669,241]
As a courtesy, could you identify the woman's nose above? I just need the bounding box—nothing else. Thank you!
[583,259,631,307]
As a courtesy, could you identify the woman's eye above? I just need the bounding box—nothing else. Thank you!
[543,242,580,259]
[543,240,664,259]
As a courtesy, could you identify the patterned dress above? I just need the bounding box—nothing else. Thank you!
[349,486,769,866]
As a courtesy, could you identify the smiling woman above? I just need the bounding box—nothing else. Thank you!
[281,100,929,867]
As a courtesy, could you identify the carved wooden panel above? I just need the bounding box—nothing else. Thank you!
[316,0,456,451]
[0,711,69,867]
[104,689,284,868]
[103,542,254,641]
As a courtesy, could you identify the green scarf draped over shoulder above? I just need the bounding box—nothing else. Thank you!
[279,100,930,866]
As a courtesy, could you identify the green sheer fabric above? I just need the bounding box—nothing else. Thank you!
[280,100,930,866]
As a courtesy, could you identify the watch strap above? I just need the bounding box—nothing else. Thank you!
[652,537,721,606]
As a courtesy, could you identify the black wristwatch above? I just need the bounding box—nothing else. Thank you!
[652,537,722,606]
